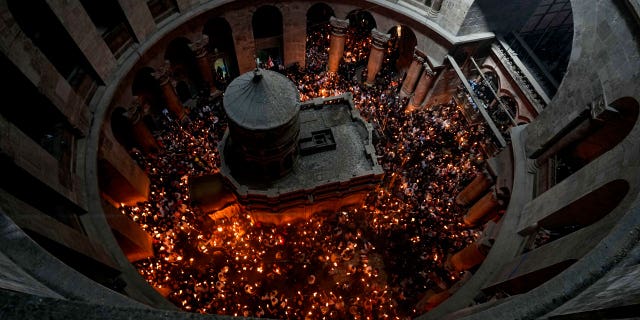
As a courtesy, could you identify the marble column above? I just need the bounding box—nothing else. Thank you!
[328,17,349,73]
[408,62,436,109]
[455,169,494,206]
[153,61,186,121]
[445,239,490,272]
[400,49,426,96]
[125,96,160,154]
[365,28,391,85]
[463,188,502,227]
[189,35,216,94]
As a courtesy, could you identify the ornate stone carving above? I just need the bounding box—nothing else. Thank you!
[152,61,172,86]
[423,62,435,77]
[329,17,349,36]
[370,28,391,49]
[188,35,209,58]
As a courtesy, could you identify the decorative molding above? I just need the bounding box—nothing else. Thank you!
[188,35,209,58]
[371,28,391,49]
[329,17,349,36]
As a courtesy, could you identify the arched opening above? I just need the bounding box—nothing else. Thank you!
[165,37,200,101]
[252,5,283,69]
[552,97,639,186]
[305,3,334,71]
[490,95,518,134]
[132,67,163,114]
[528,179,630,249]
[8,0,100,103]
[111,107,136,150]
[344,10,377,67]
[203,17,239,85]
[387,25,417,73]
[306,2,334,29]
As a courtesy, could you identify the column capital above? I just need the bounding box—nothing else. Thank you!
[413,47,427,64]
[371,28,391,49]
[423,62,436,77]
[329,16,349,36]
[125,96,145,124]
[189,35,210,58]
[152,61,172,86]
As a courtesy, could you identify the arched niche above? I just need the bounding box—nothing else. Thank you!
[203,17,239,81]
[164,37,200,99]
[344,9,377,65]
[346,9,376,34]
[252,5,284,67]
[554,97,639,183]
[387,25,417,73]
[306,2,334,29]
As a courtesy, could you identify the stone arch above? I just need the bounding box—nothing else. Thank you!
[203,16,239,81]
[388,25,417,72]
[517,116,531,125]
[252,5,284,67]
[346,9,377,33]
[498,92,518,118]
[164,37,200,98]
[344,9,377,65]
[306,2,334,29]
[305,3,334,70]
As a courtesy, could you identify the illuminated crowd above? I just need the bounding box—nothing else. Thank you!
[120,22,492,319]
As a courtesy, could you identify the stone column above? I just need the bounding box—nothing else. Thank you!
[408,62,436,109]
[125,97,159,154]
[445,238,490,272]
[189,35,217,94]
[463,188,502,227]
[153,61,186,121]
[365,28,391,85]
[328,17,349,73]
[400,49,426,96]
[455,169,494,206]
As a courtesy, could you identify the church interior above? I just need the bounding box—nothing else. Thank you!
[1,0,639,319]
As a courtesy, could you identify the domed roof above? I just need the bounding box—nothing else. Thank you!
[223,68,300,130]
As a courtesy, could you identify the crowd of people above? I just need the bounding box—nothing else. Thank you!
[120,21,492,319]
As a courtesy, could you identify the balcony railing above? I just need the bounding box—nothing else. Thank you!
[492,38,551,113]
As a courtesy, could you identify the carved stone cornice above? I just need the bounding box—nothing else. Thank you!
[329,16,349,36]
[370,28,391,49]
